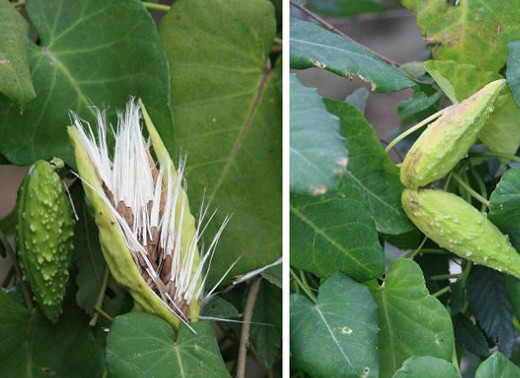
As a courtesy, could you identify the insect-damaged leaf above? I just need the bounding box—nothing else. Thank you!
[403,0,520,72]
[106,312,229,378]
[290,74,348,195]
[290,18,415,93]
[291,272,379,377]
[368,258,454,378]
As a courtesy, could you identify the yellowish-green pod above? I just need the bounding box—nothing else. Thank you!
[400,79,506,189]
[402,188,520,279]
[68,101,202,327]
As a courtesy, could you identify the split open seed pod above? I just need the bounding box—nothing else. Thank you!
[67,99,226,329]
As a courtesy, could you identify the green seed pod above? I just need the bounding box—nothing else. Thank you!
[16,159,75,322]
[400,79,506,189]
[402,188,520,279]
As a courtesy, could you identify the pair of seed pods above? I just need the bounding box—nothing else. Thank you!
[400,79,520,279]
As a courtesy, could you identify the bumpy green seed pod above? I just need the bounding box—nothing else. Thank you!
[16,159,75,321]
[400,79,506,189]
[402,188,520,279]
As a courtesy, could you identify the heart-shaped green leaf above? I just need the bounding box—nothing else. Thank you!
[106,312,229,378]
[291,272,379,377]
[0,0,174,166]
[159,0,281,286]
[369,258,454,378]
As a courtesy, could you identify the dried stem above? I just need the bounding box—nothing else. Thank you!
[236,277,262,378]
[1,265,15,288]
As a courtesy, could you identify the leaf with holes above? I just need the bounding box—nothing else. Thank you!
[290,74,347,195]
[368,258,454,378]
[403,0,520,72]
[291,272,379,377]
[0,0,173,166]
[290,18,415,92]
[159,0,281,286]
[106,312,229,378]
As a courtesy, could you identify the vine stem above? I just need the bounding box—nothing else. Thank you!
[452,173,489,208]
[290,268,317,303]
[236,277,262,378]
[289,1,400,67]
[405,236,427,259]
[142,2,170,12]
[469,151,520,164]
[432,285,450,298]
[1,266,15,288]
[430,273,463,281]
[89,267,111,326]
[0,228,34,313]
[384,108,445,153]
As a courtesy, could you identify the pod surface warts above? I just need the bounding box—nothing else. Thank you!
[402,188,520,279]
[16,159,75,322]
[400,79,506,189]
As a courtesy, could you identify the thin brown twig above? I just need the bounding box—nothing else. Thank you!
[236,277,262,378]
[249,343,273,378]
[0,229,34,313]
[1,265,15,288]
[289,1,399,67]
[89,266,111,326]
[379,138,404,162]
